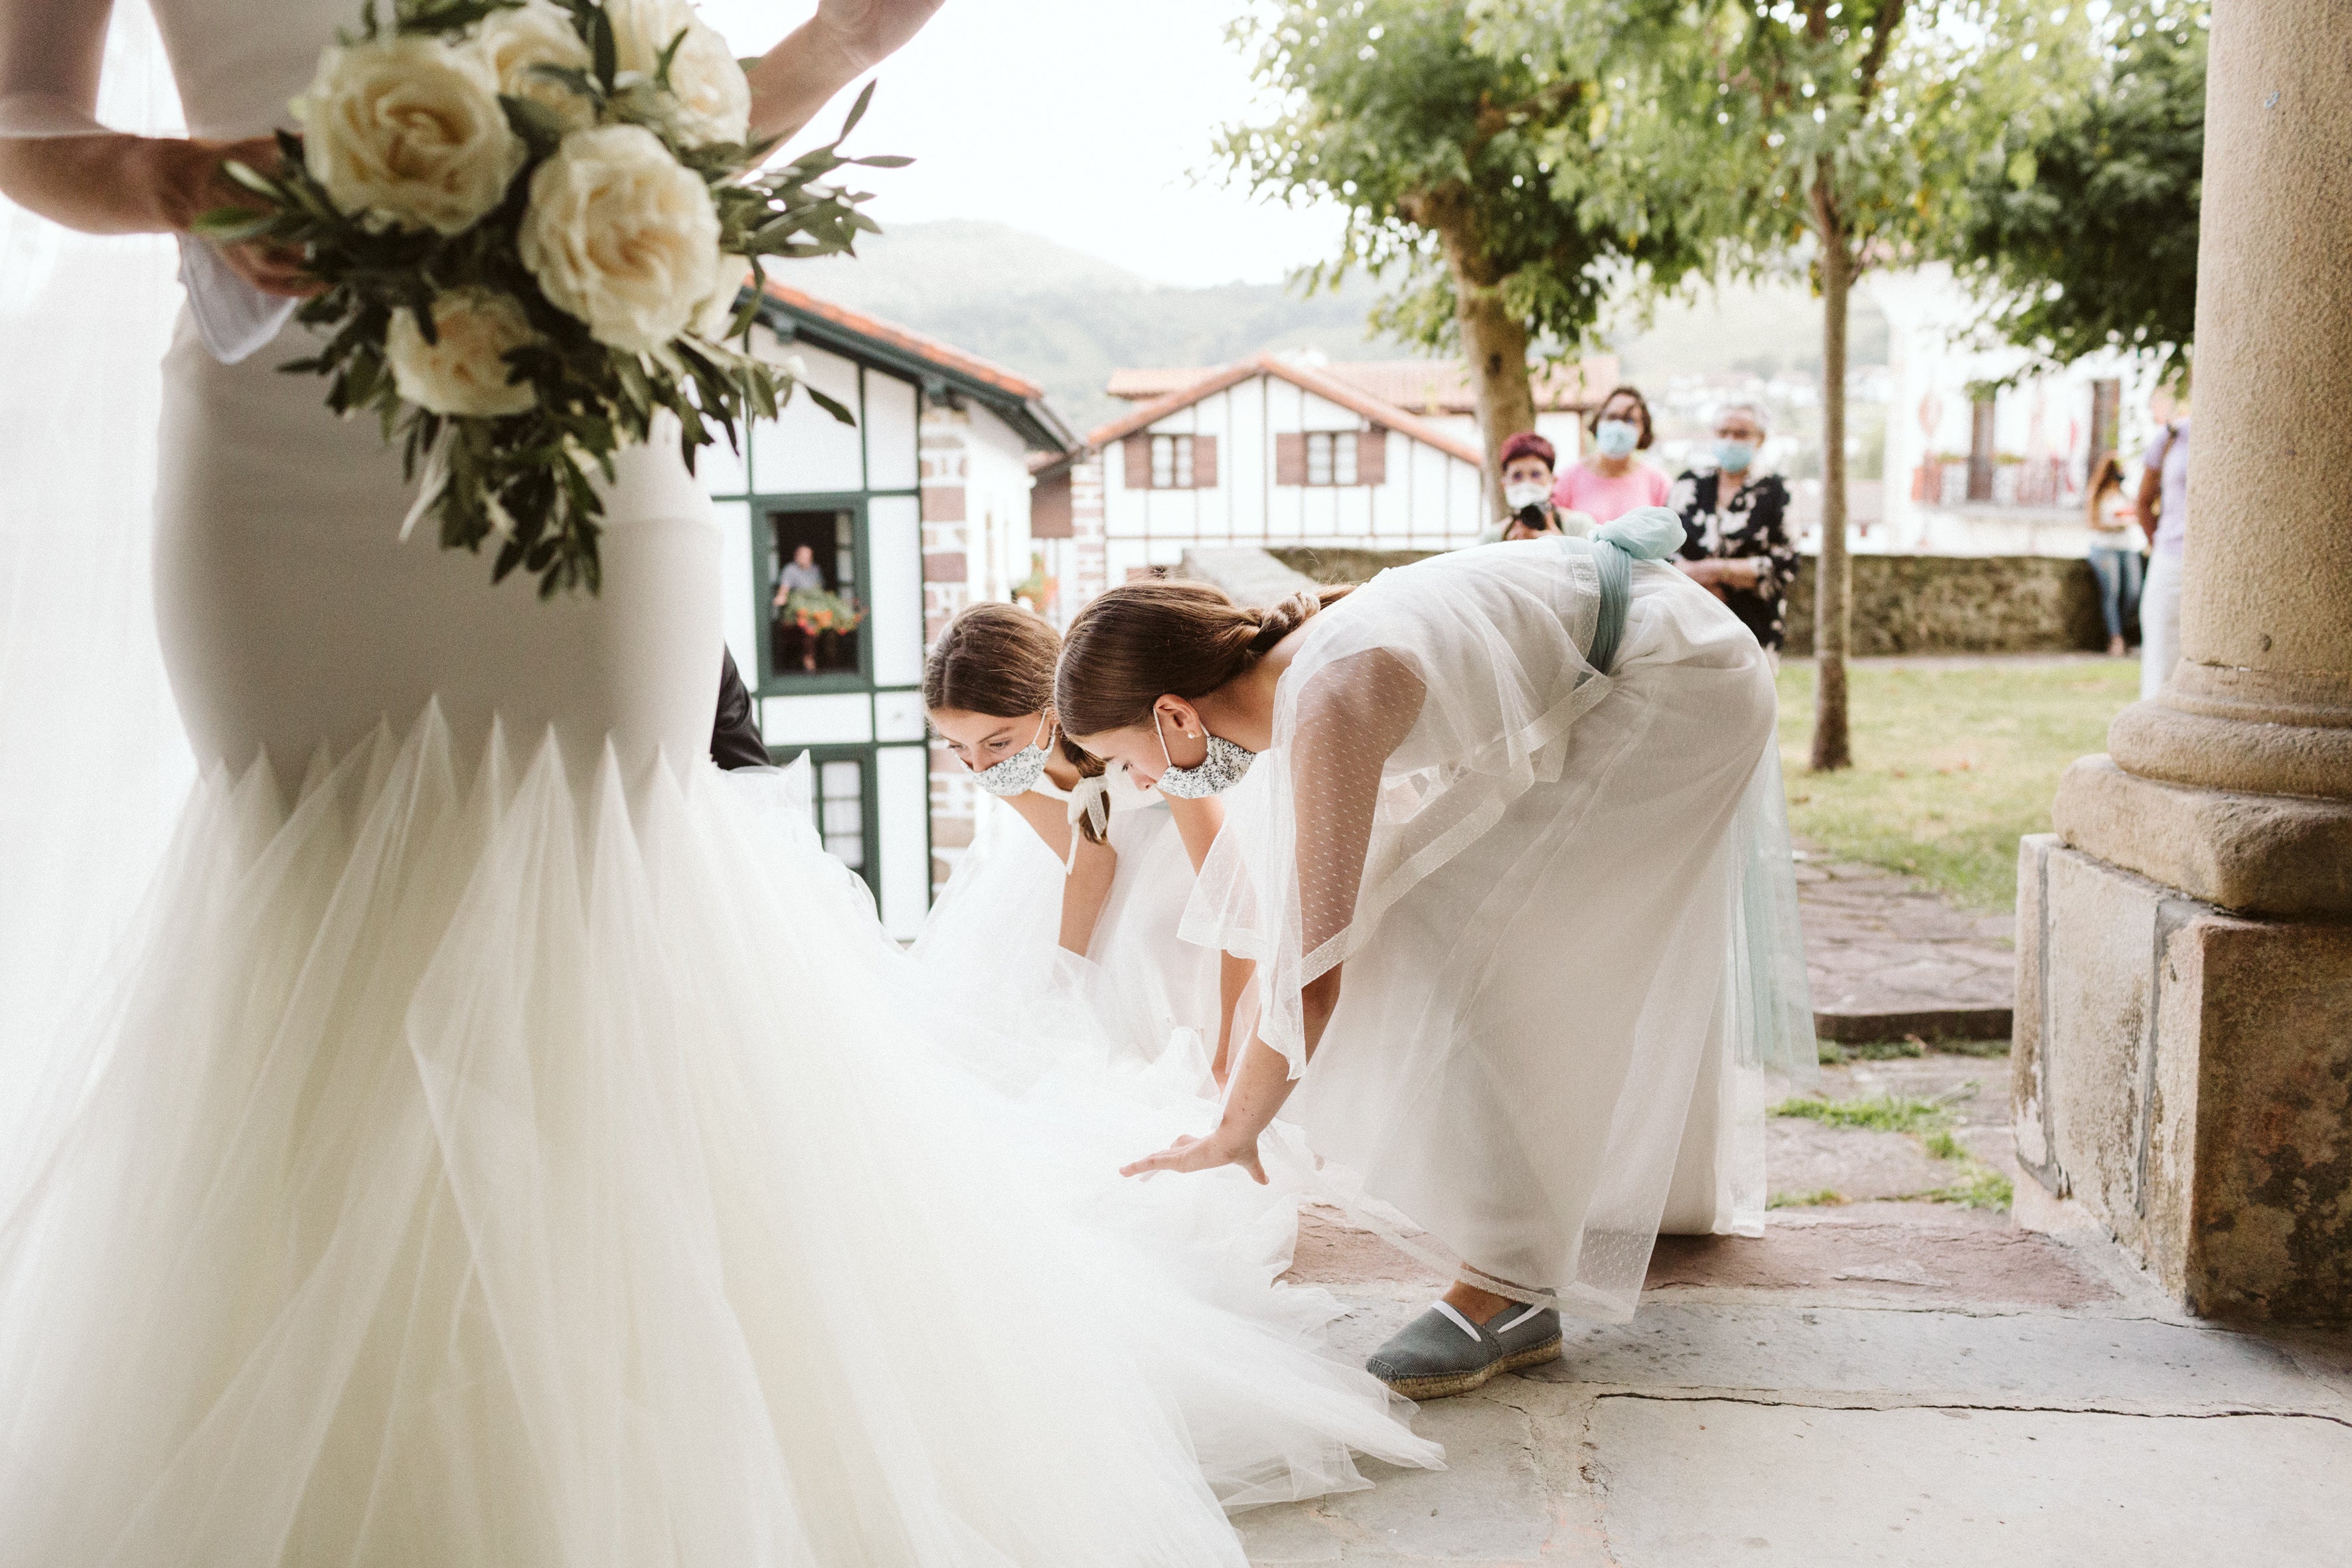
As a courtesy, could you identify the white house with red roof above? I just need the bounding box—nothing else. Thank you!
[1029,352,1615,613]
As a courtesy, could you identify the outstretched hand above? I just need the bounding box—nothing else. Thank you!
[1121,1126,1267,1185]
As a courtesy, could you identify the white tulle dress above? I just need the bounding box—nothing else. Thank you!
[1186,532,1815,1319]
[0,3,1442,1562]
[914,769,1224,1091]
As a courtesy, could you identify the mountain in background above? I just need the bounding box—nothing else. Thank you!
[785,220,1887,436]
[787,221,1415,432]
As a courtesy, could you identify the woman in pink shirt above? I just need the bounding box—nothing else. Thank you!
[1555,385,1672,522]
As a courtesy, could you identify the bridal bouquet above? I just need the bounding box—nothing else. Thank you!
[196,0,903,595]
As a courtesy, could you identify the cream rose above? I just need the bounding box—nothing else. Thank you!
[385,288,541,416]
[607,0,753,146]
[296,35,524,234]
[518,123,722,351]
[475,1,597,131]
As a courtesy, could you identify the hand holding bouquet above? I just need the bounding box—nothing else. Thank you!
[198,0,905,595]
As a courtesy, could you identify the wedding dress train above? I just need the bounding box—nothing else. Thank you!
[0,0,1439,1543]
[0,700,1435,1567]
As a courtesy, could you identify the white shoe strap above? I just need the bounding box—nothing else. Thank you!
[1495,1302,1548,1335]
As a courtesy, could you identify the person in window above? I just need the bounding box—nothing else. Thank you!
[1669,402,1797,657]
[1555,385,1672,523]
[771,544,830,672]
[2084,452,2144,659]
[775,542,827,597]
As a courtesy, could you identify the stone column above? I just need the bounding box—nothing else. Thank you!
[2018,0,2352,1324]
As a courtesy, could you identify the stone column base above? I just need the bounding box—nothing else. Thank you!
[2052,755,2352,919]
[2014,834,2352,1324]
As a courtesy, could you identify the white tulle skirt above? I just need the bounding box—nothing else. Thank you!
[0,706,1437,1568]
[915,789,1223,1093]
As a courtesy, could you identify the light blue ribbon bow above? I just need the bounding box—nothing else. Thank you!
[1579,507,1686,676]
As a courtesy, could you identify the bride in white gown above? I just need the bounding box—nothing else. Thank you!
[0,2,1439,1563]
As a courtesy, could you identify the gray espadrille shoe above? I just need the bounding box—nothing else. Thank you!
[1364,1298,1563,1400]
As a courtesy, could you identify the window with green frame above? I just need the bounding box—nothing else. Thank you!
[751,493,871,694]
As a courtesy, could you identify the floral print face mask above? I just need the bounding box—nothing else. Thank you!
[1152,710,1253,799]
[971,716,1055,797]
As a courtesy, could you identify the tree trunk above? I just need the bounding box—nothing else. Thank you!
[1454,279,1537,521]
[1810,232,1854,772]
[1416,193,1537,520]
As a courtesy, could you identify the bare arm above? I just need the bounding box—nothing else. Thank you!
[1121,967,1340,1184]
[2134,467,2163,546]
[1123,650,1423,1180]
[1162,794,1257,1085]
[1,0,944,283]
[0,0,314,290]
[996,789,1119,957]
[745,0,946,146]
[1056,836,1116,957]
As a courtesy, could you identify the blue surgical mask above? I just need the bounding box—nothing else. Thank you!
[1594,420,1639,459]
[971,716,1055,797]
[1154,710,1253,799]
[1713,438,1757,473]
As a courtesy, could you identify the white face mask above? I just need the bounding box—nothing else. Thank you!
[970,716,1055,797]
[1503,481,1551,510]
[1153,709,1253,799]
[1594,419,1640,459]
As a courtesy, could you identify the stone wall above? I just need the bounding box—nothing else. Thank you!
[1780,555,2110,656]
[1269,546,2114,657]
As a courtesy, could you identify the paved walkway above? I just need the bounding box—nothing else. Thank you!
[1796,847,2016,1042]
[1258,1190,2352,1566]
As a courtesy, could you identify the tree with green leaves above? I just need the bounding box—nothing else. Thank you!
[1480,0,2090,770]
[1217,0,1701,512]
[1940,1,2205,383]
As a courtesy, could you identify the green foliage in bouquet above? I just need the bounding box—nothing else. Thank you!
[193,0,910,596]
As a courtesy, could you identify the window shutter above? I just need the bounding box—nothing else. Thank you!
[1123,433,1154,489]
[1030,469,1073,538]
[1192,434,1218,488]
[1354,428,1387,485]
[1275,432,1306,486]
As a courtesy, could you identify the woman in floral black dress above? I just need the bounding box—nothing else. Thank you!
[1670,402,1798,657]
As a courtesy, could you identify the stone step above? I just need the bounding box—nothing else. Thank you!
[1814,1002,2013,1042]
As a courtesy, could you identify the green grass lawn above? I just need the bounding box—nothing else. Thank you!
[1776,657,2140,912]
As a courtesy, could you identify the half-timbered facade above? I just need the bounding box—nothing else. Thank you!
[707,282,1074,935]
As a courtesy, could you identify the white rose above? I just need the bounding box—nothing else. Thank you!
[384,288,541,416]
[296,35,524,234]
[518,123,722,351]
[475,1,597,131]
[692,255,751,339]
[607,0,752,146]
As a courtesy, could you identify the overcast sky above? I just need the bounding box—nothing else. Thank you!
[702,1,1346,287]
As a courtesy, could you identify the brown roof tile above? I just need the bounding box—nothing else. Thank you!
[757,279,1047,402]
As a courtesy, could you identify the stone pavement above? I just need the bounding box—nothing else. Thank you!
[1796,848,2015,1042]
[1766,1049,2015,1205]
[1258,1201,2352,1566]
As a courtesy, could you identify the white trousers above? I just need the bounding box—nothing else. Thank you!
[2141,549,2185,702]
